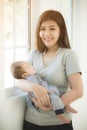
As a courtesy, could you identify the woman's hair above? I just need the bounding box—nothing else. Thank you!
[11,62,25,79]
[35,10,71,52]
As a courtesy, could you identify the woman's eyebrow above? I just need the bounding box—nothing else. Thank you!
[40,25,56,28]
[49,25,56,27]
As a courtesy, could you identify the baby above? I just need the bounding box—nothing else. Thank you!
[11,61,77,123]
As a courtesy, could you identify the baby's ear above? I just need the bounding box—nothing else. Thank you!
[22,73,27,78]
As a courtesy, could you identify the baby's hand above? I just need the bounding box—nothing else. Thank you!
[65,105,78,113]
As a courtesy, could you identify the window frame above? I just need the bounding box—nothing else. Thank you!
[2,0,31,98]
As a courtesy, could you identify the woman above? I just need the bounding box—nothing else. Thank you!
[17,10,83,130]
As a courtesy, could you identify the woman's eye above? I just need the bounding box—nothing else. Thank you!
[50,28,55,30]
[40,28,45,31]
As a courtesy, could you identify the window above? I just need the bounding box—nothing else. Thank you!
[3,0,31,88]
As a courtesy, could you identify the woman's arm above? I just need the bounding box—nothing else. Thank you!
[16,79,35,92]
[61,73,83,105]
[16,79,51,106]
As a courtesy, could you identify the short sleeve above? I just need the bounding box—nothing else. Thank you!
[65,50,81,76]
[27,49,37,65]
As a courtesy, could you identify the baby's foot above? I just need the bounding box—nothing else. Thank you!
[58,114,70,124]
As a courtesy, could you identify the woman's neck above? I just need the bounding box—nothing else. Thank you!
[46,46,59,54]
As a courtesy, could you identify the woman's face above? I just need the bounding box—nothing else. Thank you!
[39,20,60,49]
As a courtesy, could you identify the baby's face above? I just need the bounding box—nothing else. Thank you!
[21,61,36,75]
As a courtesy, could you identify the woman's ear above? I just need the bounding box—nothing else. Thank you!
[22,72,27,78]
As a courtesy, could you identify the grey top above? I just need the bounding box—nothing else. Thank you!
[25,47,81,126]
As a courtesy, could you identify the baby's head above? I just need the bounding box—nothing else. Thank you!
[11,61,36,79]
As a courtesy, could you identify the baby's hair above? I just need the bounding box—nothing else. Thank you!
[11,61,25,79]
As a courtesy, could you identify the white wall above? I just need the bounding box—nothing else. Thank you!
[72,0,87,130]
[0,0,5,101]
[0,95,26,130]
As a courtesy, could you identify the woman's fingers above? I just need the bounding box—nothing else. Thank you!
[29,95,53,111]
[40,93,51,106]
[31,85,53,106]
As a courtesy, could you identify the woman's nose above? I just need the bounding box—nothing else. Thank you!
[44,30,50,36]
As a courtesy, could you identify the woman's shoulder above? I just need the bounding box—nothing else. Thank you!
[58,48,78,64]
[27,49,41,63]
[60,48,81,76]
[28,49,41,57]
[29,49,40,54]
[60,48,77,57]
[60,47,75,53]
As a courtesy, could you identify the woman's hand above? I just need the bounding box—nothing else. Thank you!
[32,84,52,107]
[30,94,53,111]
[16,79,52,108]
